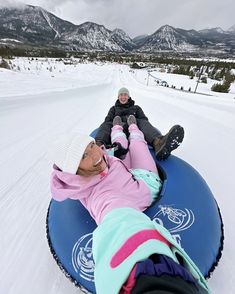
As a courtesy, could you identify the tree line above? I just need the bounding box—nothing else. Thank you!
[1,46,235,93]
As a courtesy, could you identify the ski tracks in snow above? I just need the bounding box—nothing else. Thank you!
[1,63,235,294]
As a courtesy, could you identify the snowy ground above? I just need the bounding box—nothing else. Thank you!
[1,58,235,294]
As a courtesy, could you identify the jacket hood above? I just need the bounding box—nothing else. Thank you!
[115,97,135,108]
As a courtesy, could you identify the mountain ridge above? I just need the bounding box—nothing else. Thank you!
[0,4,234,55]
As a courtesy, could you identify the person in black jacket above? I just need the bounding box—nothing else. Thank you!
[95,87,184,160]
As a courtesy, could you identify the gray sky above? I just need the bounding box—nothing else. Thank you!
[1,0,234,37]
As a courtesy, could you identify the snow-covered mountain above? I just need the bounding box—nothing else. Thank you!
[110,28,136,51]
[137,25,200,52]
[227,25,235,34]
[199,27,226,34]
[0,4,134,52]
[0,4,235,55]
[137,25,235,53]
[58,22,123,52]
[132,34,149,46]
[0,5,74,44]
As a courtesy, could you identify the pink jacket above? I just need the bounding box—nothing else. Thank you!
[50,152,152,225]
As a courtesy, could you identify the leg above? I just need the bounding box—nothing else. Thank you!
[111,125,128,149]
[137,119,162,145]
[137,119,185,161]
[128,124,158,174]
[95,121,113,145]
[111,125,131,168]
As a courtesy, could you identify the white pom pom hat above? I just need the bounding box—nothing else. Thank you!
[50,132,94,174]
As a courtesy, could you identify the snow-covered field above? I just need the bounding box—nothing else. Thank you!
[1,58,235,294]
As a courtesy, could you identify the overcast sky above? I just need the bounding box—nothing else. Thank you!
[0,0,234,37]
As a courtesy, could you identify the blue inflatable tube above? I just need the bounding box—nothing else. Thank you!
[46,130,223,293]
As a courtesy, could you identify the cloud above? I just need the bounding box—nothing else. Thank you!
[0,0,234,37]
[0,0,25,7]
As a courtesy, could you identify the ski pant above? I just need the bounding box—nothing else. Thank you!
[137,118,162,145]
[111,124,158,174]
[96,119,162,146]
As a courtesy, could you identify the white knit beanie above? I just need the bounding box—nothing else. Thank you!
[118,87,130,97]
[50,132,94,174]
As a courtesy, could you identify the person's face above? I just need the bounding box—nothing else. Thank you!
[77,141,107,177]
[118,93,129,104]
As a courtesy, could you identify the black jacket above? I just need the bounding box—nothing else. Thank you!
[95,98,161,146]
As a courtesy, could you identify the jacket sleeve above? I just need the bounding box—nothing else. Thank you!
[136,105,149,120]
[104,106,116,122]
[95,106,115,145]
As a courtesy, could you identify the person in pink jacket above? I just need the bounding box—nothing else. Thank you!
[51,115,162,225]
[50,115,209,294]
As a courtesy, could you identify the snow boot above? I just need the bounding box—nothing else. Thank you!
[113,116,123,126]
[153,125,184,160]
[127,115,137,126]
